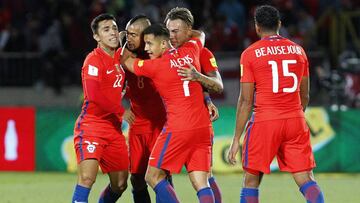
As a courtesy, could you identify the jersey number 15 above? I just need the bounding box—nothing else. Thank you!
[268,60,298,93]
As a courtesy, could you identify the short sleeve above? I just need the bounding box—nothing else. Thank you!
[200,47,218,74]
[83,56,102,82]
[240,50,255,83]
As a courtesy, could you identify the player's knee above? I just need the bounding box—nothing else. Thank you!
[78,173,96,187]
[111,179,128,194]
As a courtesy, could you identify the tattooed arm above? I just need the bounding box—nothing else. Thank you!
[177,63,223,93]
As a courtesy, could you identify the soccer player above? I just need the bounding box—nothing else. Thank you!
[227,5,325,203]
[165,7,223,203]
[122,23,217,203]
[72,14,128,203]
[122,15,167,203]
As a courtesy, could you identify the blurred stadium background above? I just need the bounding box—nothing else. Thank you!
[0,0,360,202]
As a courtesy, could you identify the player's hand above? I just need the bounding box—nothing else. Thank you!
[207,101,219,121]
[177,63,200,81]
[120,48,136,64]
[227,137,240,165]
[123,109,135,125]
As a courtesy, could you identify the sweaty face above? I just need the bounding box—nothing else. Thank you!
[144,34,163,59]
[95,20,119,49]
[166,19,191,48]
[126,23,144,51]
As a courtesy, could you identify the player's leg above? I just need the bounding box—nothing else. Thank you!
[72,159,99,203]
[208,131,222,203]
[98,170,128,203]
[72,132,104,203]
[186,127,215,203]
[240,169,263,203]
[208,174,221,203]
[131,173,151,203]
[239,120,282,203]
[292,170,324,203]
[98,132,129,203]
[129,131,151,203]
[145,166,179,203]
[145,130,189,203]
[279,118,324,203]
[188,171,215,203]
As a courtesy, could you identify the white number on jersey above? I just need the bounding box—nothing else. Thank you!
[183,81,190,97]
[113,74,123,88]
[268,60,298,93]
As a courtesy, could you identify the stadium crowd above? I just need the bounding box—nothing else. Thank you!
[0,0,360,107]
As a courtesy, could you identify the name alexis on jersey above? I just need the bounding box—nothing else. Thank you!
[170,54,194,68]
[255,45,303,57]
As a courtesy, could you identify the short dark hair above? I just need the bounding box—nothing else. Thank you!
[91,13,116,34]
[143,23,170,39]
[164,7,194,27]
[254,5,280,31]
[128,14,151,26]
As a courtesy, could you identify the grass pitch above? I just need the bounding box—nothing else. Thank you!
[0,172,359,203]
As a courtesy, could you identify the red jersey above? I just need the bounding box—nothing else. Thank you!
[125,52,166,133]
[240,35,309,122]
[200,47,218,74]
[75,47,125,132]
[133,38,211,132]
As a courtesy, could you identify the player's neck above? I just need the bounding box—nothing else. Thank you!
[98,44,116,57]
[260,32,280,39]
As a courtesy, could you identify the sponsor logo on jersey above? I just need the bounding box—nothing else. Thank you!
[88,65,98,76]
[210,57,217,67]
[138,60,144,67]
[106,69,114,74]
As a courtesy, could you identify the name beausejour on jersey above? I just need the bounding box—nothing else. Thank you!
[254,45,303,58]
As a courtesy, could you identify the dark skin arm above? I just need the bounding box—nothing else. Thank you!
[120,48,137,73]
[300,76,309,111]
[227,82,254,165]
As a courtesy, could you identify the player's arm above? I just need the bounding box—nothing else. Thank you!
[300,76,309,111]
[228,82,254,165]
[203,91,219,121]
[121,48,137,73]
[85,79,124,114]
[191,30,205,47]
[177,63,223,93]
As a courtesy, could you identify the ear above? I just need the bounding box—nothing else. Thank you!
[160,39,167,50]
[255,23,260,34]
[93,33,100,42]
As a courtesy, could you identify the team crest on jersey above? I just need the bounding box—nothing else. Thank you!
[138,60,144,67]
[210,57,217,67]
[84,141,98,153]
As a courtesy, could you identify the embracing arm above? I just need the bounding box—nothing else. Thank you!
[177,63,223,93]
[191,30,205,46]
[85,79,124,114]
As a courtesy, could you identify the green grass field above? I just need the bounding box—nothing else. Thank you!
[0,172,359,203]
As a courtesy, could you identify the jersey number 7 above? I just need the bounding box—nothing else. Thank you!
[268,60,298,93]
